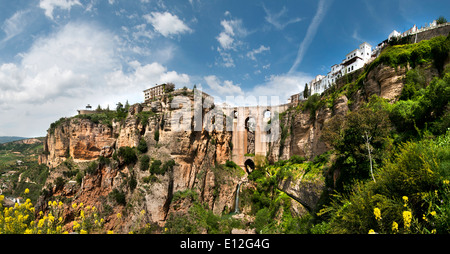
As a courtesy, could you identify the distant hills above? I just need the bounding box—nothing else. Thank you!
[0,136,27,144]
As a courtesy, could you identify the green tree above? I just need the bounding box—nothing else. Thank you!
[303,83,309,99]
[137,138,148,153]
[436,16,447,25]
[321,101,392,191]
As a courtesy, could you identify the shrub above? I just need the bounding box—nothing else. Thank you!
[85,161,99,175]
[109,188,126,205]
[137,138,148,153]
[225,160,239,169]
[54,177,66,190]
[117,146,137,165]
[150,160,162,175]
[154,129,160,142]
[320,130,450,234]
[140,155,150,171]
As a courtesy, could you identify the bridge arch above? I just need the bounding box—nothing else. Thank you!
[244,159,255,174]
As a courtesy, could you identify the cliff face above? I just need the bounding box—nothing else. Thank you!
[268,63,413,162]
[38,91,240,231]
[40,119,116,168]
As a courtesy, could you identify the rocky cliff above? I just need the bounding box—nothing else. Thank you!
[267,62,418,163]
[37,90,242,232]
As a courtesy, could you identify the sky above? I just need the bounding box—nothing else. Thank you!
[0,0,448,137]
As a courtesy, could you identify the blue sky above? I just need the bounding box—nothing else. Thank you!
[0,0,448,137]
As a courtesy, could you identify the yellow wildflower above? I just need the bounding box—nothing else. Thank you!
[368,229,376,234]
[48,201,52,206]
[0,195,4,202]
[403,210,412,228]
[402,196,408,207]
[78,202,84,208]
[431,229,436,234]
[72,202,77,209]
[430,211,436,217]
[140,209,146,216]
[58,201,63,208]
[373,208,382,221]
[73,221,80,230]
[48,213,55,224]
[116,213,122,219]
[52,201,57,207]
[392,221,398,232]
[38,218,45,228]
[24,229,33,234]
[80,229,88,234]
[24,188,30,194]
[443,180,449,185]
[107,230,114,234]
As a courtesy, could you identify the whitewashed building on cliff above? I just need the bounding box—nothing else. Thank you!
[306,42,373,96]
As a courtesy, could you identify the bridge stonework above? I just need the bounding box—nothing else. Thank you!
[224,104,290,170]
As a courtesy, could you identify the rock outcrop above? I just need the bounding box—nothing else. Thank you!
[38,91,241,231]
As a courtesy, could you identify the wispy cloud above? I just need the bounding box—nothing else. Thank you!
[39,0,82,20]
[247,45,270,61]
[1,10,30,44]
[263,5,302,30]
[288,0,332,74]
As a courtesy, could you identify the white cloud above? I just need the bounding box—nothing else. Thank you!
[216,18,247,50]
[204,75,243,97]
[0,22,191,137]
[144,11,192,37]
[249,72,313,104]
[1,10,30,43]
[247,45,270,61]
[113,61,190,87]
[217,32,234,50]
[39,0,82,20]
[289,0,332,74]
[263,5,302,30]
[216,48,235,68]
[215,15,248,67]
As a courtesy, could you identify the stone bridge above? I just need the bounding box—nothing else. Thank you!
[222,104,290,172]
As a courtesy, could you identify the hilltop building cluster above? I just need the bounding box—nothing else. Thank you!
[290,19,449,104]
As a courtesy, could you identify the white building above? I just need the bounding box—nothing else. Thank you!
[307,42,372,97]
[341,42,372,75]
[309,75,326,95]
[388,30,401,41]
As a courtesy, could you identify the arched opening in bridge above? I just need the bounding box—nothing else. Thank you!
[244,159,255,174]
[263,109,271,119]
[245,117,256,154]
[233,110,238,119]
[245,117,256,133]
